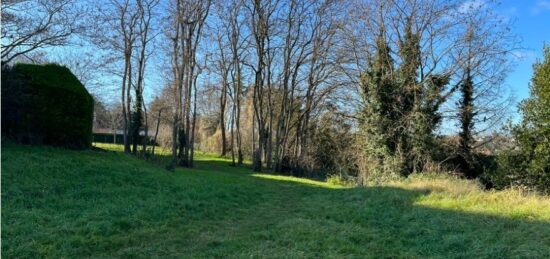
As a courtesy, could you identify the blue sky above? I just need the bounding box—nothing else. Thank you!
[33,0,550,114]
[500,0,550,109]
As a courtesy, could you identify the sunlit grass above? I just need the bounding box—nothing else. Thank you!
[252,174,350,189]
[93,142,248,163]
[389,173,550,220]
[3,142,549,258]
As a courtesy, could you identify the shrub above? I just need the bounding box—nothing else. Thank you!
[92,133,124,144]
[484,45,550,194]
[486,135,550,194]
[326,174,356,187]
[1,63,94,149]
[299,113,358,179]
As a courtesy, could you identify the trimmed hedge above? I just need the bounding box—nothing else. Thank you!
[2,63,94,149]
[92,133,158,146]
[93,133,125,144]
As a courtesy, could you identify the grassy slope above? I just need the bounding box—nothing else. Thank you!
[2,143,549,258]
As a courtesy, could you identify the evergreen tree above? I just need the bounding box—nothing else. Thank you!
[398,20,421,174]
[358,28,401,183]
[359,20,449,182]
[412,74,448,172]
[458,67,476,177]
[506,45,550,192]
[131,94,144,154]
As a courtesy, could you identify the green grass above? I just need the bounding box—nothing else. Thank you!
[2,143,550,258]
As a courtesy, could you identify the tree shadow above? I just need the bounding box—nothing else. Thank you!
[3,144,548,258]
[79,149,549,257]
[182,159,550,258]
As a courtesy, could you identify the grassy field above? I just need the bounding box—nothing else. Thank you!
[2,143,550,258]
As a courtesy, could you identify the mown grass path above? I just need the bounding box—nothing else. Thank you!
[2,143,550,258]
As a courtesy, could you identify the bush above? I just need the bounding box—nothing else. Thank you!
[2,63,94,149]
[303,113,358,179]
[326,174,356,187]
[484,145,549,194]
[431,136,499,184]
[484,149,524,190]
[484,45,550,194]
[92,133,124,144]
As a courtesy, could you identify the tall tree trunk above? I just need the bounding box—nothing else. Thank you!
[252,108,256,167]
[459,67,475,177]
[121,53,130,153]
[141,99,148,154]
[152,109,162,156]
[230,102,236,166]
[170,8,181,169]
[235,82,243,165]
[132,94,141,155]
[125,54,133,153]
[220,81,227,156]
[189,73,199,167]
[253,125,264,172]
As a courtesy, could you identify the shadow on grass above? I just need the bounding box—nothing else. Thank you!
[141,153,254,173]
[20,147,541,257]
[170,159,550,257]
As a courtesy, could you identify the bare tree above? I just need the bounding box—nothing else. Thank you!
[245,0,280,171]
[1,0,84,64]
[211,0,247,164]
[149,95,170,155]
[294,0,342,171]
[93,0,162,155]
[211,15,231,157]
[94,0,142,153]
[168,0,211,168]
[228,1,247,166]
[131,0,160,154]
[452,0,518,177]
[108,103,124,144]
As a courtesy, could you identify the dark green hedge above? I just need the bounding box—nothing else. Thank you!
[2,63,94,149]
[93,133,125,144]
[92,133,158,146]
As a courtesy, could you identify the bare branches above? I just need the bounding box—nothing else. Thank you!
[1,0,84,64]
[167,0,211,167]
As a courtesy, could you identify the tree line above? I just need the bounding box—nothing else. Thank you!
[2,0,548,192]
